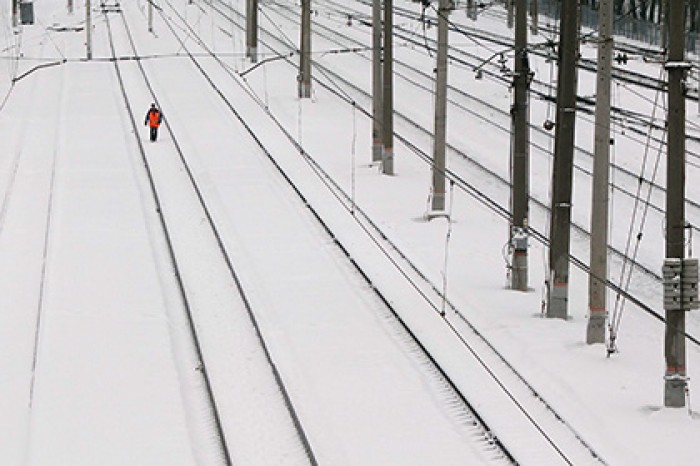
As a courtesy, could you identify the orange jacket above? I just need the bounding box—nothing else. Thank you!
[145,108,162,128]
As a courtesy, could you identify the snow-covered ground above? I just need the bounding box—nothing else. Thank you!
[1,0,700,464]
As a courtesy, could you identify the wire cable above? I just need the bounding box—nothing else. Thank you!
[608,65,668,354]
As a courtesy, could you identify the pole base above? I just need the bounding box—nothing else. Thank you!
[431,191,446,212]
[247,46,257,63]
[372,141,383,163]
[382,148,394,175]
[586,312,606,344]
[664,374,687,408]
[547,282,568,319]
[510,251,528,291]
[425,210,449,221]
[298,82,311,99]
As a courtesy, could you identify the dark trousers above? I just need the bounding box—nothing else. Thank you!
[150,126,158,142]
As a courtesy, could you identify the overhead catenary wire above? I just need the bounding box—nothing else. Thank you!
[607,66,668,355]
[296,6,696,231]
[237,0,688,430]
[278,0,697,334]
[191,12,580,463]
[161,14,700,456]
[3,0,697,461]
[358,0,696,276]
[336,0,700,162]
[180,0,700,374]
[351,100,357,216]
[441,180,456,316]
[330,0,698,344]
[126,0,700,458]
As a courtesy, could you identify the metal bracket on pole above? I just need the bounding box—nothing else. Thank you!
[664,61,693,71]
[239,52,295,77]
[472,49,513,76]
[663,258,699,311]
[510,224,529,292]
[511,225,529,252]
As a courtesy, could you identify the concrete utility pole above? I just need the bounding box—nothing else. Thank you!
[68,0,74,14]
[86,0,92,60]
[382,0,394,175]
[506,0,514,28]
[510,0,530,291]
[246,0,258,62]
[372,0,383,162]
[431,0,450,212]
[466,0,476,20]
[12,0,18,27]
[663,1,691,408]
[587,0,613,344]
[298,0,311,98]
[148,0,153,33]
[547,0,578,319]
[529,0,538,35]
[661,0,669,51]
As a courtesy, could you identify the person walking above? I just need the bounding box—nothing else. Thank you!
[144,103,163,142]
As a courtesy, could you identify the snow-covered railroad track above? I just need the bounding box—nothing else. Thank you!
[112,0,595,463]
[105,8,318,465]
[100,1,525,464]
[351,0,700,116]
[155,0,620,463]
[307,0,700,242]
[0,32,66,465]
[335,0,700,154]
[217,0,700,347]
[306,0,700,349]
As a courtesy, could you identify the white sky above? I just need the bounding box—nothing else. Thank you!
[1,0,700,464]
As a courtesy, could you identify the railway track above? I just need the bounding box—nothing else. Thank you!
[253,0,700,341]
[319,0,700,185]
[5,1,699,463]
[183,0,639,462]
[383,0,698,101]
[104,1,548,463]
[149,1,518,462]
[105,6,316,465]
[280,0,700,244]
